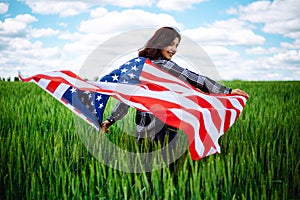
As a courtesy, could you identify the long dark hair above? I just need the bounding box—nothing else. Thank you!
[138,27,181,60]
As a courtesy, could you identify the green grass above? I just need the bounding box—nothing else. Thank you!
[0,81,299,199]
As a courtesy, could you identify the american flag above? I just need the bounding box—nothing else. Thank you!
[19,57,248,160]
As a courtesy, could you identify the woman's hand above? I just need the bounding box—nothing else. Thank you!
[100,120,111,133]
[231,88,249,98]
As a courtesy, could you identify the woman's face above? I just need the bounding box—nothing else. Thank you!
[161,37,179,60]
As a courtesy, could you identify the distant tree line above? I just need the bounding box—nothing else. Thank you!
[0,77,20,82]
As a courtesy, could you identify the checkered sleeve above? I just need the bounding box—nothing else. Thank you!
[153,60,232,94]
[106,102,129,124]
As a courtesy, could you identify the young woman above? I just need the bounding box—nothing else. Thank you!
[101,27,248,165]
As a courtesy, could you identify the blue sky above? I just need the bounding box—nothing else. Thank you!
[0,0,299,80]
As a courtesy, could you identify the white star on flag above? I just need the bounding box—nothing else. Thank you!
[96,95,102,101]
[128,73,136,79]
[132,65,138,71]
[121,68,128,73]
[112,74,119,81]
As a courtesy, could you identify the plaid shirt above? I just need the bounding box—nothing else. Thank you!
[107,59,232,138]
[153,59,231,94]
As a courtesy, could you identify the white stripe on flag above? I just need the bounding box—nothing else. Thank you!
[53,83,71,99]
[169,108,205,156]
[37,78,51,88]
[142,63,192,93]
[228,97,244,111]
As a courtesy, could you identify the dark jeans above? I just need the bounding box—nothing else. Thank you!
[137,124,178,171]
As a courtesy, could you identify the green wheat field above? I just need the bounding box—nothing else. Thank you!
[1,81,299,199]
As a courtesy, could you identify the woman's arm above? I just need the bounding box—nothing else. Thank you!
[101,102,129,133]
[153,60,231,94]
[230,88,249,97]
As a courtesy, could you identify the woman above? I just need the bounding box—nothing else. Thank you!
[101,27,248,164]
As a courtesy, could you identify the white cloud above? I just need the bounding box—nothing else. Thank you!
[225,0,300,80]
[157,0,206,11]
[24,0,156,17]
[0,13,66,78]
[0,37,63,78]
[182,19,265,46]
[24,0,91,17]
[0,2,8,14]
[253,50,300,80]
[178,0,300,80]
[90,7,108,18]
[230,0,300,39]
[100,0,154,8]
[245,46,281,55]
[30,28,60,38]
[267,49,300,66]
[245,47,269,55]
[9,37,40,50]
[202,45,240,58]
[199,45,242,79]
[80,9,181,34]
[214,47,300,80]
[58,32,83,41]
[281,39,300,49]
[0,14,37,37]
[63,33,104,55]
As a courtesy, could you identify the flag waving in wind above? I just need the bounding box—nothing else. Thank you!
[19,57,248,160]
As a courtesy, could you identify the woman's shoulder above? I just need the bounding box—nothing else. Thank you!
[151,59,186,73]
[151,58,175,65]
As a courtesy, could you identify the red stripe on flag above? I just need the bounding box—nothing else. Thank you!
[117,93,182,110]
[218,97,242,116]
[162,109,201,160]
[28,74,73,86]
[137,82,169,92]
[33,77,41,82]
[223,110,232,132]
[61,98,69,105]
[141,70,190,91]
[236,97,246,107]
[143,59,196,90]
[61,70,87,82]
[46,81,61,93]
